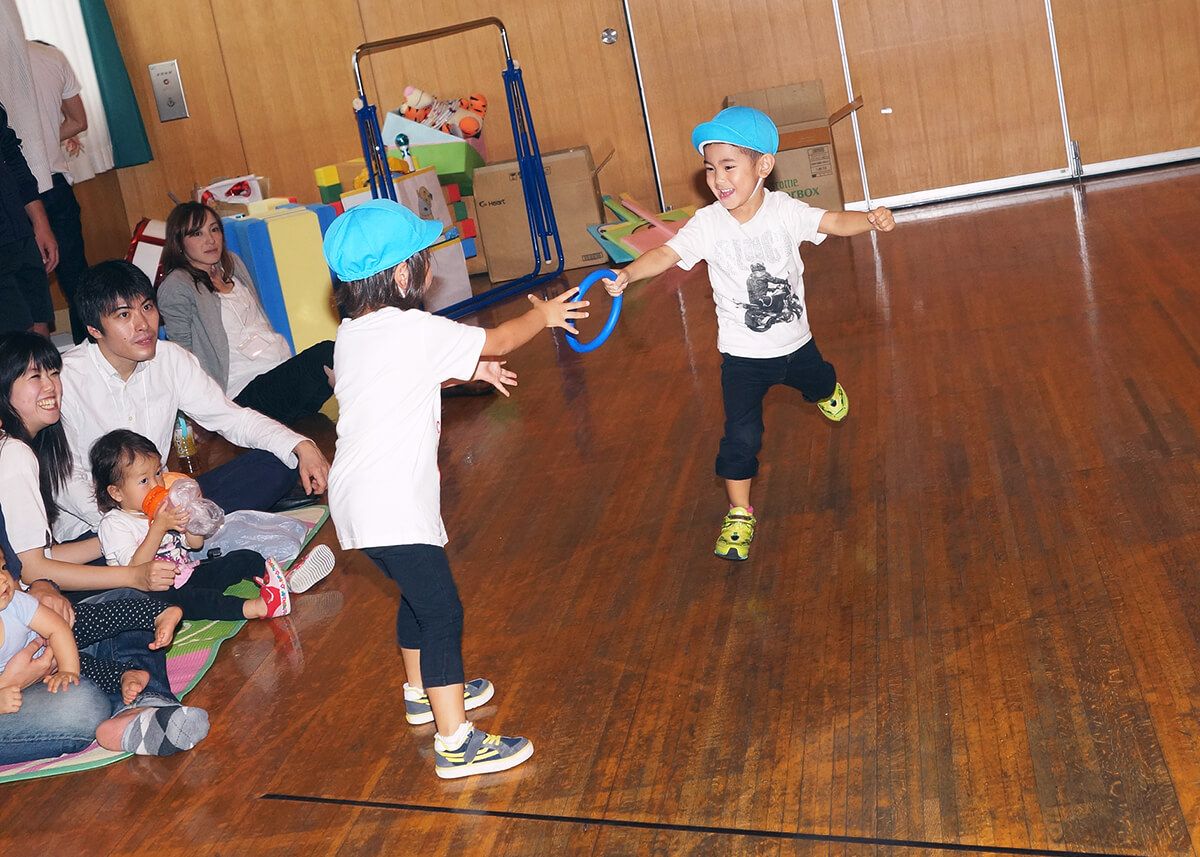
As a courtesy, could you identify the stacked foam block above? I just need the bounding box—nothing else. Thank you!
[443,183,484,275]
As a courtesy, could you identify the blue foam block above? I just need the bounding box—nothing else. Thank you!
[223,216,296,353]
[461,237,477,259]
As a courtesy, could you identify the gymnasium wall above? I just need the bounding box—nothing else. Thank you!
[79,0,1200,249]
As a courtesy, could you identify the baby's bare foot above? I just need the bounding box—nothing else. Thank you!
[120,669,150,705]
[150,606,184,650]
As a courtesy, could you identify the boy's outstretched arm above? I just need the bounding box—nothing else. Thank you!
[818,207,896,237]
[603,245,682,296]
[482,288,590,357]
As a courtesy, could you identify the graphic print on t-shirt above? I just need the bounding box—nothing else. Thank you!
[736,262,804,333]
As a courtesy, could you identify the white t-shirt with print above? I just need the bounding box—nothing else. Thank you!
[98,507,191,567]
[328,307,486,550]
[667,189,826,359]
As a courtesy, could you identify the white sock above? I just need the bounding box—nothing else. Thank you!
[435,721,473,751]
[403,682,424,702]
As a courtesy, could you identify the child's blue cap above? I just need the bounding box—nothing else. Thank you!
[691,106,779,156]
[322,198,443,282]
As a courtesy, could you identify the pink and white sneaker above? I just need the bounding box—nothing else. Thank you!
[258,557,291,618]
[285,545,336,594]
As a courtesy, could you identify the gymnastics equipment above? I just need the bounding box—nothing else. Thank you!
[565,268,622,354]
[352,18,563,320]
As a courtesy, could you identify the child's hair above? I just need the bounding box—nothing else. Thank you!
[701,141,765,162]
[90,429,161,513]
[335,248,432,318]
[162,202,235,293]
[0,332,72,526]
[76,261,157,339]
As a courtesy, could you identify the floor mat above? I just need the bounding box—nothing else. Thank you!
[0,505,330,785]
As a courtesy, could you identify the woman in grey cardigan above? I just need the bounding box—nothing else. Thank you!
[157,202,334,425]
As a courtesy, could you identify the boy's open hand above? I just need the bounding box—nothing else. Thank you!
[867,207,896,232]
[528,288,589,335]
[44,671,80,693]
[473,361,518,397]
[603,270,630,297]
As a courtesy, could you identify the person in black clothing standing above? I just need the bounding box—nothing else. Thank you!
[0,103,58,336]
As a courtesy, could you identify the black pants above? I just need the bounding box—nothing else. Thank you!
[73,598,172,695]
[364,545,465,689]
[195,449,298,515]
[40,173,87,343]
[0,234,52,332]
[717,339,837,481]
[76,589,180,709]
[235,340,335,425]
[152,549,264,621]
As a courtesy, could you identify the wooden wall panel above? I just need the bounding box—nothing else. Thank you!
[628,0,863,209]
[357,0,657,204]
[106,0,247,226]
[208,0,367,206]
[1053,0,1200,165]
[839,0,1068,199]
[73,170,132,262]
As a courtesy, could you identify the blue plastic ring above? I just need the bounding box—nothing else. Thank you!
[566,268,623,354]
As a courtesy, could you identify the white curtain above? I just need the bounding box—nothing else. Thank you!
[15,0,115,180]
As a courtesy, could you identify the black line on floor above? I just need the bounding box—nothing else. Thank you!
[260,792,1144,856]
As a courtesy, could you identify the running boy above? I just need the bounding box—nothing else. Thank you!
[605,106,896,560]
[322,199,588,778]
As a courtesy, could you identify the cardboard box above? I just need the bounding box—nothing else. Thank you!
[472,147,608,283]
[724,80,846,210]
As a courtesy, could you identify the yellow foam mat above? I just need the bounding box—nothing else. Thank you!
[264,209,338,354]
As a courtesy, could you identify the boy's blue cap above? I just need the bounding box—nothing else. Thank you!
[322,198,443,281]
[691,106,779,156]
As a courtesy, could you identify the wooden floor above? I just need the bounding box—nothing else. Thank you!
[7,164,1200,856]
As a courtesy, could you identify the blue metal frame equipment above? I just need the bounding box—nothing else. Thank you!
[351,18,564,320]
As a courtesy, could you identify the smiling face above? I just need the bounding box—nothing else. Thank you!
[181,210,225,270]
[106,451,166,514]
[7,358,63,436]
[703,142,775,222]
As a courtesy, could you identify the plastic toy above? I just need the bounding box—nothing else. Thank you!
[401,85,486,140]
[566,269,622,354]
[142,474,225,537]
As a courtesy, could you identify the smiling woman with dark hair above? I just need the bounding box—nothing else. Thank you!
[156,201,334,425]
[0,331,209,761]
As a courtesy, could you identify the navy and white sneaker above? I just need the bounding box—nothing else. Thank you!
[434,726,533,779]
[405,678,494,725]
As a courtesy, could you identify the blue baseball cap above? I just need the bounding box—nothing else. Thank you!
[691,106,779,156]
[322,198,443,281]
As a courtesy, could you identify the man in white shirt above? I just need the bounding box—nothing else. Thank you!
[53,260,330,542]
[27,40,89,343]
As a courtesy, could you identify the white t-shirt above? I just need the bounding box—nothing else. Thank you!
[219,278,292,398]
[97,507,191,567]
[26,41,82,181]
[0,436,51,557]
[666,189,827,359]
[0,590,40,674]
[328,307,486,550]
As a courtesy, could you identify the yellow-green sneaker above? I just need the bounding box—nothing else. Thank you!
[817,382,849,422]
[715,507,756,561]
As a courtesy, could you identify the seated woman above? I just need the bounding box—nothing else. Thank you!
[0,331,208,760]
[157,202,334,425]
